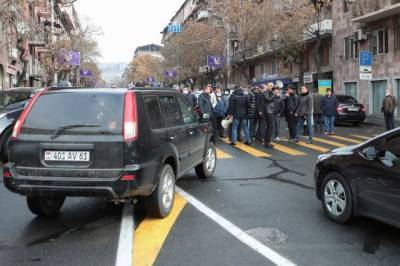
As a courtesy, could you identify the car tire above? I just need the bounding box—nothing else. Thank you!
[26,196,65,217]
[195,142,216,179]
[145,164,175,218]
[1,128,12,162]
[321,172,353,224]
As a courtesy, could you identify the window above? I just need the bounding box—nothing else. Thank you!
[159,96,182,128]
[271,58,278,75]
[397,79,400,115]
[344,37,359,60]
[344,82,358,99]
[144,96,163,129]
[260,63,266,76]
[319,45,330,66]
[396,24,400,51]
[371,29,389,55]
[177,96,197,125]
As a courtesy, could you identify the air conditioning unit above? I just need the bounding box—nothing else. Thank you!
[354,29,367,41]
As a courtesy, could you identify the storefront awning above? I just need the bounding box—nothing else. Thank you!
[352,4,400,23]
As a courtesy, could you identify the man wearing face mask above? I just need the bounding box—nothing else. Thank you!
[182,87,197,107]
[295,86,314,144]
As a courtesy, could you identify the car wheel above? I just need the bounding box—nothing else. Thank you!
[145,164,175,218]
[195,142,216,179]
[321,172,353,224]
[27,196,65,217]
[1,128,12,162]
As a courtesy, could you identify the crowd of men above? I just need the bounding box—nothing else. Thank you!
[181,83,344,148]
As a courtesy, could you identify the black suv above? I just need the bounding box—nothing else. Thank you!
[3,88,216,218]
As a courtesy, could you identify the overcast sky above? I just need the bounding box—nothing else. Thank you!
[75,0,182,64]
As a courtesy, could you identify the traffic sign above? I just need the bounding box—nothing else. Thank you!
[359,51,372,66]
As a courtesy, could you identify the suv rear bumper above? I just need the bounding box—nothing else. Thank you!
[3,163,145,199]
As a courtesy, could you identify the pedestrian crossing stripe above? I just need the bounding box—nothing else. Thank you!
[220,138,272,158]
[271,142,306,156]
[329,135,363,144]
[313,137,347,148]
[288,140,330,153]
[216,148,233,159]
[350,134,371,140]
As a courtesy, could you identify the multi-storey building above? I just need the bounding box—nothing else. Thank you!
[333,0,400,117]
[134,44,162,58]
[0,0,79,89]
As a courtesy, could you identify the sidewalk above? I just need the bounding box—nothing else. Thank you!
[364,115,400,127]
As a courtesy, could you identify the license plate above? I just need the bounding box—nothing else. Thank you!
[44,151,90,162]
[348,107,359,112]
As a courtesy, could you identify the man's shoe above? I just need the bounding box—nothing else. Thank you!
[264,142,274,148]
[324,132,329,135]
[306,139,313,144]
[230,142,237,146]
[293,139,300,143]
[330,132,335,135]
[274,137,281,141]
[244,142,252,146]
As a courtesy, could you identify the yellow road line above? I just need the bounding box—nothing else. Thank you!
[350,134,371,140]
[221,138,271,157]
[271,142,306,156]
[329,135,363,144]
[294,141,330,153]
[133,194,187,266]
[313,137,347,148]
[216,148,232,159]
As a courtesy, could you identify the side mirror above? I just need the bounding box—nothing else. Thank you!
[362,146,377,160]
[201,113,211,123]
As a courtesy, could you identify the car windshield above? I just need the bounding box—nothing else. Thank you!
[22,91,124,134]
[0,91,33,110]
[337,95,358,104]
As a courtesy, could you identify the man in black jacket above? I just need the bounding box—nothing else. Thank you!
[295,86,314,144]
[254,86,265,142]
[228,87,251,145]
[272,87,285,141]
[263,82,278,148]
[284,84,299,142]
[247,87,257,140]
[198,85,213,118]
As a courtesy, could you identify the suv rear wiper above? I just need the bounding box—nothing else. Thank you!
[50,124,100,140]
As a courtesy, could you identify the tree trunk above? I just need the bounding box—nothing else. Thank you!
[16,38,28,87]
[312,34,322,81]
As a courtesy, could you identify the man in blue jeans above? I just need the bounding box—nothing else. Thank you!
[228,87,251,145]
[295,86,314,144]
[321,89,338,135]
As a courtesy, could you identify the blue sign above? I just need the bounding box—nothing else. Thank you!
[359,51,372,66]
[164,70,177,78]
[167,24,182,33]
[58,51,81,66]
[80,69,93,77]
[207,55,225,68]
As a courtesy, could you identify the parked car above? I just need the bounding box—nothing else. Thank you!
[0,87,43,162]
[3,87,216,218]
[335,95,366,126]
[315,128,400,228]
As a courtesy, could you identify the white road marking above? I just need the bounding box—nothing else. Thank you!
[115,203,134,266]
[177,187,297,266]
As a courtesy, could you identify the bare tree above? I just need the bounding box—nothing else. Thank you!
[124,54,163,84]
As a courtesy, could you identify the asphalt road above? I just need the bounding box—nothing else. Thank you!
[1,122,400,266]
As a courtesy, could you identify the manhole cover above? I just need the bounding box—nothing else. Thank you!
[245,227,288,245]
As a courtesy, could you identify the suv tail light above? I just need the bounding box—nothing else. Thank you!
[123,92,138,142]
[121,174,136,181]
[11,90,45,140]
[3,169,12,178]
[337,106,343,113]
[361,105,366,112]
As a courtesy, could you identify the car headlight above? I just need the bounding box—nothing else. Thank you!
[317,154,332,163]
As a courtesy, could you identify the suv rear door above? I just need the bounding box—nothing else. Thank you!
[159,94,192,174]
[12,90,125,177]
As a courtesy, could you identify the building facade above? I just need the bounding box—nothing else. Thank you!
[134,44,162,58]
[333,0,400,116]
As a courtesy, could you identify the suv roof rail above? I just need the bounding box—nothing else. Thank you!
[129,87,176,91]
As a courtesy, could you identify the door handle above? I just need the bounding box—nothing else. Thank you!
[188,130,194,136]
[168,135,176,141]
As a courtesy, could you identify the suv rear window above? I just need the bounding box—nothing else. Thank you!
[159,96,182,128]
[22,92,124,134]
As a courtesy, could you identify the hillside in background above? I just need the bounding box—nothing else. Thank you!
[99,63,127,85]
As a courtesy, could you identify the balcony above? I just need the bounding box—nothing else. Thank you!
[352,3,400,23]
[29,32,48,47]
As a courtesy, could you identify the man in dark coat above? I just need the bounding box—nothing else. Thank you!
[263,82,278,148]
[284,85,299,142]
[321,88,339,135]
[381,89,398,131]
[182,87,197,107]
[272,87,285,141]
[198,84,213,118]
[228,87,251,145]
[295,86,314,144]
[247,87,257,140]
[254,86,265,142]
